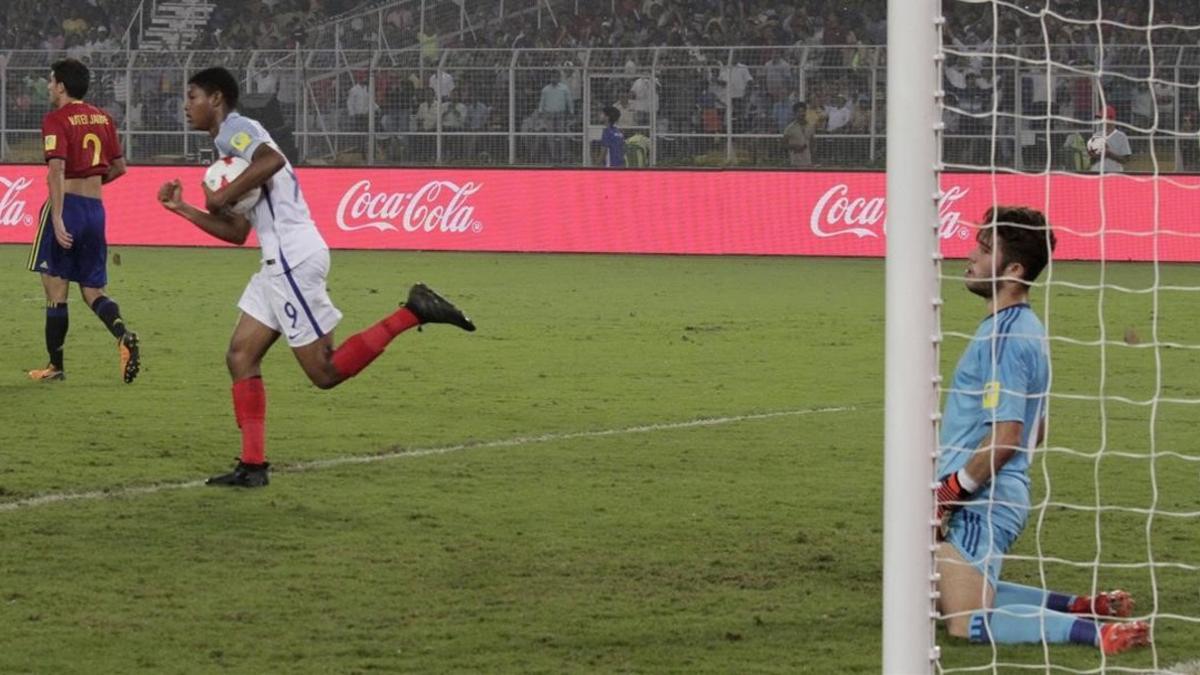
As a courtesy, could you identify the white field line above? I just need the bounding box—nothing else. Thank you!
[0,406,856,513]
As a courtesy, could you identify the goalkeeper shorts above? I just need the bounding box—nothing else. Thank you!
[945,506,1021,586]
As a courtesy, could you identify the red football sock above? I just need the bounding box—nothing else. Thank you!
[232,376,267,464]
[331,307,419,379]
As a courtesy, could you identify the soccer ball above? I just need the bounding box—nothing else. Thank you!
[1087,135,1107,155]
[203,156,262,215]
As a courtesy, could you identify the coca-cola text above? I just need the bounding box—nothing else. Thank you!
[810,183,971,240]
[0,177,34,227]
[336,179,483,234]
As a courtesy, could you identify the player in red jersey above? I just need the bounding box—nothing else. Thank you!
[27,58,140,383]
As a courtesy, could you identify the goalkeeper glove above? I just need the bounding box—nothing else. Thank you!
[936,469,978,521]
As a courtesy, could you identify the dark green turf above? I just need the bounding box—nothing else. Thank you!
[0,245,1195,673]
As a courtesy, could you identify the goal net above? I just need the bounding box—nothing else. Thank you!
[886,1,1200,673]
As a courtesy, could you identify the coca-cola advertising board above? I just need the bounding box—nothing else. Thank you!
[2,165,1199,261]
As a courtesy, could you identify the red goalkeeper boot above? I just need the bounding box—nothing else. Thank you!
[1071,590,1134,617]
[1099,621,1151,655]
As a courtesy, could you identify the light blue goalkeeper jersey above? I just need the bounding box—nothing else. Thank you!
[938,303,1050,535]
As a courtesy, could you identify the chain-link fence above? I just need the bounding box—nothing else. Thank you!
[4,45,1200,170]
[941,43,1200,173]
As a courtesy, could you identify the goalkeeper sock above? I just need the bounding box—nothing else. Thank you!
[330,307,419,380]
[968,605,1099,646]
[994,580,1077,613]
[232,376,266,465]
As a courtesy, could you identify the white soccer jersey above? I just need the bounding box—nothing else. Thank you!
[214,112,327,274]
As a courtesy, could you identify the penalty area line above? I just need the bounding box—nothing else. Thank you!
[0,405,856,513]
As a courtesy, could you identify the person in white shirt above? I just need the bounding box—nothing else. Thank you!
[538,74,573,162]
[764,51,793,98]
[346,79,373,117]
[416,91,442,131]
[630,75,658,125]
[156,67,475,488]
[414,91,442,161]
[441,91,467,129]
[254,71,278,96]
[1089,104,1132,173]
[562,61,582,109]
[719,62,753,100]
[613,91,635,127]
[823,92,854,132]
[440,89,468,158]
[346,75,377,154]
[719,62,753,128]
[428,70,454,100]
[538,76,574,118]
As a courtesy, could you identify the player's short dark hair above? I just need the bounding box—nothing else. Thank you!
[51,59,89,99]
[602,105,620,125]
[981,205,1057,283]
[188,67,240,110]
[793,101,807,113]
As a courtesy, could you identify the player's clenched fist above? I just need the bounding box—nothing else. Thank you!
[158,179,183,212]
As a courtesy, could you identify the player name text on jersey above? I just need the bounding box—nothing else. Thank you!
[67,114,110,126]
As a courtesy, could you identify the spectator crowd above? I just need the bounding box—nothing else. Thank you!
[4,1,1200,169]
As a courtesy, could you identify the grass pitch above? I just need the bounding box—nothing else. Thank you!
[0,245,1196,673]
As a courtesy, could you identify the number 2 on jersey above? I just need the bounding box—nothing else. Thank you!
[82,133,102,166]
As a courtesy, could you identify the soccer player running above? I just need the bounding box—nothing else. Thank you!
[935,206,1150,655]
[28,58,140,383]
[156,67,475,488]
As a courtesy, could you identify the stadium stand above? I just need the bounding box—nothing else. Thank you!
[4,1,1200,169]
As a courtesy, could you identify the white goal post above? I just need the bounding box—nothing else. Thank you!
[884,1,1200,672]
[883,0,943,672]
